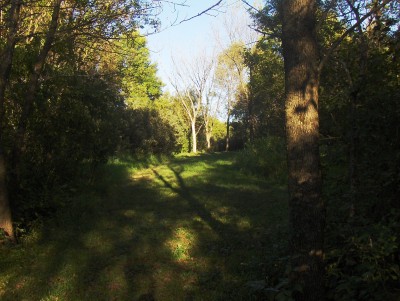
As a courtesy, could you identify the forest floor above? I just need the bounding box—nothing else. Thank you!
[0,152,288,301]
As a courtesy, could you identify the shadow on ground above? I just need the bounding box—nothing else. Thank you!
[0,152,288,301]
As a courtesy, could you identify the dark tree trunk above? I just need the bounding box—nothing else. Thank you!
[0,149,13,241]
[281,0,325,300]
[247,96,255,143]
[247,67,256,143]
[0,0,22,242]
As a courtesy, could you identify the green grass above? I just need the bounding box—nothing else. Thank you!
[0,152,288,301]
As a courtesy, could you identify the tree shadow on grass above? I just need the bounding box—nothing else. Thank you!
[150,155,289,297]
[0,153,288,301]
[152,165,237,240]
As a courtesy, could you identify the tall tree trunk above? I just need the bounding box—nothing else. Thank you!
[247,65,255,143]
[0,150,13,240]
[0,0,22,242]
[225,111,230,152]
[248,98,255,143]
[191,120,197,153]
[344,0,369,218]
[204,117,212,150]
[281,0,325,300]
[11,0,62,183]
[206,132,211,150]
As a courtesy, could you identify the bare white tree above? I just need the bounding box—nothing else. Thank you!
[215,42,248,151]
[212,2,259,150]
[170,52,214,153]
[202,71,223,150]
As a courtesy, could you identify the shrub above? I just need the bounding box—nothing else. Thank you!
[120,108,177,155]
[235,137,287,184]
[326,218,400,301]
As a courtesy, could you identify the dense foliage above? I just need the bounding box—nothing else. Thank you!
[231,0,400,299]
[1,0,399,300]
[0,0,170,235]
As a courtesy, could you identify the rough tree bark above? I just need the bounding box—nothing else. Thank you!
[281,0,325,300]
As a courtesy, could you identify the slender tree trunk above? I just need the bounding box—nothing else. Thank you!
[191,120,197,153]
[248,98,255,143]
[281,0,325,300]
[206,132,211,150]
[247,65,255,143]
[204,117,212,150]
[0,0,22,242]
[0,150,13,240]
[225,111,230,152]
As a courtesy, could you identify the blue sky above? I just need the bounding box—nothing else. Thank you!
[145,0,258,92]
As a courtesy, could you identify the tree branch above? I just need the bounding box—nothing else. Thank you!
[318,0,393,74]
[179,0,223,24]
[241,0,261,13]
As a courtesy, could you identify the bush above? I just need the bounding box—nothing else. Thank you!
[326,217,400,301]
[120,108,177,155]
[235,137,287,184]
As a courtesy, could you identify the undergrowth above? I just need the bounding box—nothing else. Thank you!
[235,137,287,185]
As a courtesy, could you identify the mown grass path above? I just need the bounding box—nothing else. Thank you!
[0,152,288,301]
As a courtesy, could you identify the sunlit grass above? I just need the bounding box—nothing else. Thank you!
[166,227,196,262]
[0,152,288,300]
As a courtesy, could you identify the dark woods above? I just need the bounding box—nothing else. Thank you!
[0,0,170,240]
[241,0,400,300]
[0,0,399,300]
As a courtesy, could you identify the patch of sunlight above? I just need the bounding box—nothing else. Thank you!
[175,152,202,158]
[237,217,252,231]
[102,256,128,296]
[210,159,233,167]
[165,227,196,262]
[217,182,263,192]
[45,263,79,299]
[130,169,153,181]
[191,216,215,234]
[122,209,136,218]
[121,225,135,240]
[211,206,235,224]
[13,276,35,295]
[20,226,42,245]
[193,216,203,222]
[82,230,112,253]
[216,206,231,214]
[41,295,60,301]
[158,188,178,199]
[210,207,252,230]
[0,276,10,298]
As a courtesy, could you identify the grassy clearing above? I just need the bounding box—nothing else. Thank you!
[0,152,288,301]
